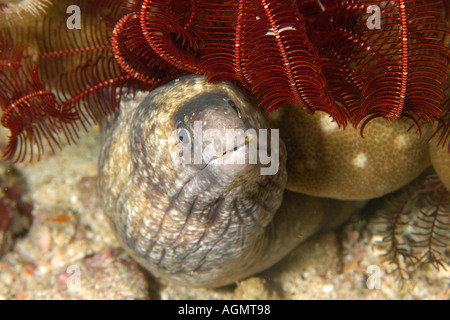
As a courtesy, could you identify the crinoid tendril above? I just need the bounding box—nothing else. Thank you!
[377,174,449,287]
[0,0,53,26]
[0,0,141,161]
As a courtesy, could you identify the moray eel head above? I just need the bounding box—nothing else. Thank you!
[98,75,288,286]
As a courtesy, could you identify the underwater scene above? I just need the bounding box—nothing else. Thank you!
[0,0,448,300]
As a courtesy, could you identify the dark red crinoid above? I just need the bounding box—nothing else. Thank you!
[0,0,449,161]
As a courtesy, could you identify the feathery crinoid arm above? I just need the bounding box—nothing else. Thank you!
[1,0,449,161]
[0,0,132,162]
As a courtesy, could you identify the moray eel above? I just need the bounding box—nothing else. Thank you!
[98,75,440,287]
[98,75,363,287]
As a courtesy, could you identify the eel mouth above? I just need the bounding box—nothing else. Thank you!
[205,136,271,172]
[207,139,249,164]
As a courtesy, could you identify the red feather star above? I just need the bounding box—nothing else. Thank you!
[0,0,448,162]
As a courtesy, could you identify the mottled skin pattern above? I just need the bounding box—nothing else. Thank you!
[98,75,362,287]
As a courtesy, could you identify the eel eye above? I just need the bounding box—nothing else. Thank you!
[176,121,191,144]
[226,98,241,118]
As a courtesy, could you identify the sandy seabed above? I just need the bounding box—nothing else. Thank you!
[0,125,448,300]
